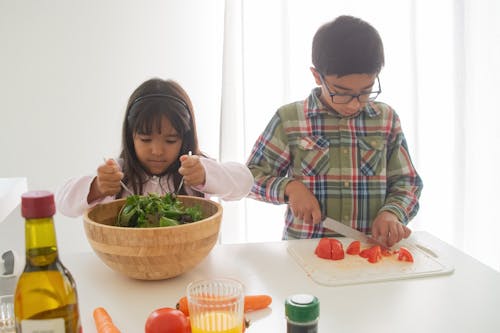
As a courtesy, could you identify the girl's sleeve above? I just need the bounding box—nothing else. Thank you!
[195,158,253,201]
[55,175,114,217]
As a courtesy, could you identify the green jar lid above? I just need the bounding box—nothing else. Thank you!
[285,294,320,323]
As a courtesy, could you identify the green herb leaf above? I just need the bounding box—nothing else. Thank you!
[116,193,203,228]
[159,216,180,227]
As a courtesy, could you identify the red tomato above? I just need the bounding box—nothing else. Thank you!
[315,238,332,259]
[397,246,414,262]
[359,245,382,263]
[346,240,361,255]
[329,238,345,260]
[315,238,345,260]
[381,247,393,257]
[145,307,191,333]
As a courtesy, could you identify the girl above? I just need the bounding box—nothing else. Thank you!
[56,78,253,217]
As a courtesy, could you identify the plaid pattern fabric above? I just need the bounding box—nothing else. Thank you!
[246,88,423,239]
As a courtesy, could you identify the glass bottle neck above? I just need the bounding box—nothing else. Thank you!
[24,216,59,267]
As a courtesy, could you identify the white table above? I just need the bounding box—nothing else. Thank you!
[60,231,500,333]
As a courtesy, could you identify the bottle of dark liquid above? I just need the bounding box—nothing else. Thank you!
[285,294,319,333]
[14,191,81,333]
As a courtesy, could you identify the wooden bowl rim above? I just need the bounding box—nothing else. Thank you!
[83,195,223,231]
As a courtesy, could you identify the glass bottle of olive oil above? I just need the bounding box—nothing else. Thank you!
[14,191,82,333]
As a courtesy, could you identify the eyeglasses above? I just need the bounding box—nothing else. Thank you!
[319,73,382,104]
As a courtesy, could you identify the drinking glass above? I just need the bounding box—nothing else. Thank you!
[0,295,15,333]
[187,278,244,333]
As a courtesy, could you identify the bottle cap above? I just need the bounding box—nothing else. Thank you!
[21,191,55,219]
[285,294,320,323]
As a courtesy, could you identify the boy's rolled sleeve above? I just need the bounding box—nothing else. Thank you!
[380,124,423,224]
[247,113,293,204]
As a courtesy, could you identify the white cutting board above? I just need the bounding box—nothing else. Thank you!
[287,237,454,286]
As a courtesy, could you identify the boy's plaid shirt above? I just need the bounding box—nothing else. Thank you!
[246,88,423,239]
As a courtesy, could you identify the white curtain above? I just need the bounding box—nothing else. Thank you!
[219,0,500,271]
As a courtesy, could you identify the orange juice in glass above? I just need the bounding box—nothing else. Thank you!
[190,311,243,333]
[187,278,244,333]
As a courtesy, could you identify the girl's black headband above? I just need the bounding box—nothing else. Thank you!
[128,93,191,121]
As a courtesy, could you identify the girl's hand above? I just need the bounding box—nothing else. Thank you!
[178,154,206,187]
[371,211,411,247]
[285,180,322,224]
[88,159,124,202]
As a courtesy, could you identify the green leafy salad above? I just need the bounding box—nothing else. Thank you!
[116,193,203,228]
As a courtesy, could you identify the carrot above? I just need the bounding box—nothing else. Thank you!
[93,307,121,333]
[176,294,272,316]
[177,295,189,316]
[243,295,272,312]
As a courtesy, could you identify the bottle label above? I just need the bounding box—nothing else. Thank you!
[21,318,65,333]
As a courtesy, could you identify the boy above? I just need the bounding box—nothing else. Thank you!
[246,15,423,247]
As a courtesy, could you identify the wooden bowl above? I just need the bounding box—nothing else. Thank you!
[83,196,222,280]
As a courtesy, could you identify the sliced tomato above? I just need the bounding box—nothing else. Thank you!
[346,240,361,255]
[315,238,345,260]
[397,246,414,262]
[329,238,345,260]
[359,247,369,258]
[381,247,393,257]
[359,245,382,263]
[315,238,332,259]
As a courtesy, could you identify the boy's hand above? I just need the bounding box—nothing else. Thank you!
[285,180,322,224]
[88,159,124,202]
[371,211,411,247]
[178,154,206,187]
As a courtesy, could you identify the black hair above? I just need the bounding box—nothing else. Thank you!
[312,15,385,77]
[118,78,203,197]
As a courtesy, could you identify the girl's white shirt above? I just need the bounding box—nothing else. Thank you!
[55,157,254,217]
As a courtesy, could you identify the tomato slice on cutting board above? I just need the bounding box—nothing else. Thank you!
[359,245,383,263]
[381,247,393,257]
[315,239,415,265]
[330,238,345,260]
[346,240,361,255]
[397,246,414,262]
[314,238,344,260]
[314,238,332,259]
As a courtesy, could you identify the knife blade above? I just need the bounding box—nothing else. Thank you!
[322,217,388,248]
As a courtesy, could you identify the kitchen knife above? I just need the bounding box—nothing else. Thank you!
[322,217,388,248]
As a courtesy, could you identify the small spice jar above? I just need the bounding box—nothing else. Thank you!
[285,294,320,333]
